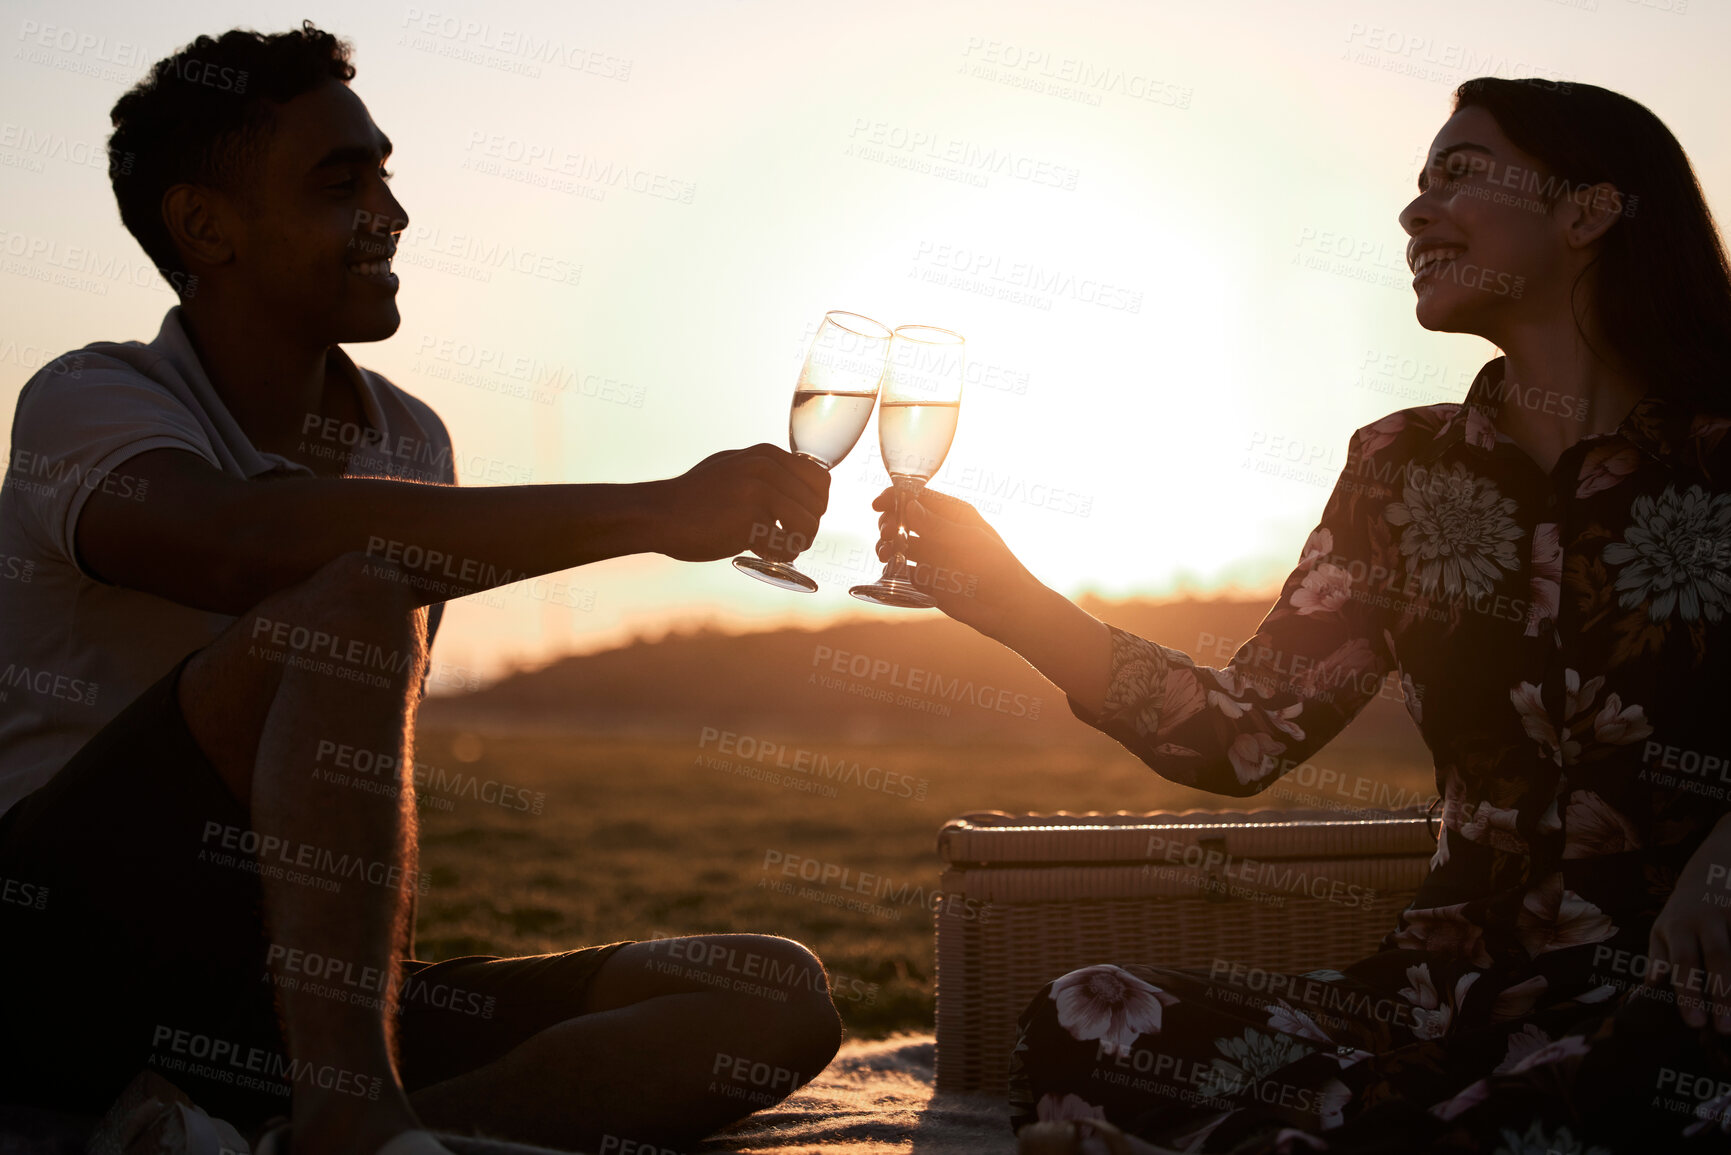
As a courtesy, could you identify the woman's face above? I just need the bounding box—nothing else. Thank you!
[1398,105,1583,343]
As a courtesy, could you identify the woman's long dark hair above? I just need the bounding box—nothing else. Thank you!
[1453,77,1731,410]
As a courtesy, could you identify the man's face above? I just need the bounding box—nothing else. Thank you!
[220,79,407,344]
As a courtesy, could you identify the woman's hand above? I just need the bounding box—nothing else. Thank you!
[870,485,1043,640]
[870,484,1113,714]
[1648,815,1731,1032]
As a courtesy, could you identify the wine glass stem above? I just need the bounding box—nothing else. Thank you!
[888,478,920,581]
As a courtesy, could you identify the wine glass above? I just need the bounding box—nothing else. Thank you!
[732,311,892,592]
[849,325,964,608]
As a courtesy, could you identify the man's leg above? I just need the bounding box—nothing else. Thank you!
[175,550,438,1154]
[406,933,844,1150]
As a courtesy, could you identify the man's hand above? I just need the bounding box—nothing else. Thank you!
[1648,815,1731,1032]
[655,444,830,563]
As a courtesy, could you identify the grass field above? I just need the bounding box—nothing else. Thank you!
[407,723,1437,1040]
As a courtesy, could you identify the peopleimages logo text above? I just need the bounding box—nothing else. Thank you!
[809,645,1043,719]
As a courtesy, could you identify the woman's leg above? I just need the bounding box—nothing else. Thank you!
[1008,960,1415,1148]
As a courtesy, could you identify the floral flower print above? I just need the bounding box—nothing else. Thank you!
[1503,1033,1590,1074]
[1196,1028,1315,1098]
[1391,903,1494,967]
[1492,1120,1612,1155]
[1590,693,1650,744]
[1265,999,1332,1044]
[1463,403,1498,451]
[1525,522,1561,637]
[1575,443,1640,498]
[1509,670,1650,767]
[1299,525,1333,565]
[1291,637,1379,704]
[1384,461,1524,601]
[1398,963,1480,1040]
[1429,825,1450,871]
[1357,411,1409,459]
[1050,965,1180,1057]
[1458,800,1524,854]
[1097,636,1210,741]
[1265,702,1306,742]
[1430,1078,1490,1121]
[1601,483,1731,623]
[1229,732,1286,785]
[1684,1087,1731,1138]
[1515,872,1616,956]
[1495,1024,1563,1074]
[1292,563,1353,616]
[1315,1079,1353,1129]
[1562,792,1642,859]
[1209,685,1255,720]
[1132,666,1206,740]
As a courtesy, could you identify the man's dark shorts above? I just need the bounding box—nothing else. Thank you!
[0,650,630,1130]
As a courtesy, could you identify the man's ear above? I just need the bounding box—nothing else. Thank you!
[1560,180,1624,250]
[161,184,235,271]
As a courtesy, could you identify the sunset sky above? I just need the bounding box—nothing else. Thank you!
[4,0,1726,685]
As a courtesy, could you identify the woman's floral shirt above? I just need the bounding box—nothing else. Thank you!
[1075,355,1731,983]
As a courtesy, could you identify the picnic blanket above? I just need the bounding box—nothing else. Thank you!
[0,1034,1017,1154]
[704,1033,1015,1154]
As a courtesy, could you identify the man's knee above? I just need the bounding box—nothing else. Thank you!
[201,551,428,683]
[176,551,430,790]
[653,933,839,1059]
[737,935,841,1070]
[704,934,830,1003]
[271,550,429,641]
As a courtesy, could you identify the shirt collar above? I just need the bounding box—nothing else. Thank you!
[151,306,389,479]
[1417,355,1728,484]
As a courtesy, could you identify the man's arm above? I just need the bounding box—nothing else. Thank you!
[76,443,827,615]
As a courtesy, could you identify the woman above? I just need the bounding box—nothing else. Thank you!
[877,78,1731,1153]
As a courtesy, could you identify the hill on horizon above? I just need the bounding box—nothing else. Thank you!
[423,595,1435,773]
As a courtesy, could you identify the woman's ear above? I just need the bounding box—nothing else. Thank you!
[1560,181,1625,250]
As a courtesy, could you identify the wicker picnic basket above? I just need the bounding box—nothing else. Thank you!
[931,806,1438,1094]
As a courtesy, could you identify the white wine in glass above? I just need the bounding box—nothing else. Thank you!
[849,325,964,608]
[732,311,891,592]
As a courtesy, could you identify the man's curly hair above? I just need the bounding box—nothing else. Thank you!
[107,21,356,287]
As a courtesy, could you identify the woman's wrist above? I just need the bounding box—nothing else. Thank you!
[980,573,1065,645]
[988,580,1114,715]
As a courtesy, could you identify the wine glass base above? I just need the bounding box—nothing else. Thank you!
[848,578,937,609]
[733,555,819,593]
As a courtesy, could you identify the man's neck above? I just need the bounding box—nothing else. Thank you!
[178,296,337,460]
[1487,317,1646,475]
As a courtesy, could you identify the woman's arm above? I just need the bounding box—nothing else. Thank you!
[872,422,1404,797]
[871,488,1114,714]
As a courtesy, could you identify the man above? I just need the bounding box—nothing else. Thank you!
[0,22,840,1155]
